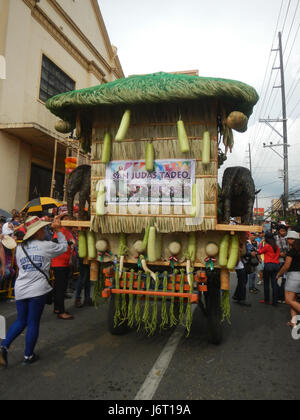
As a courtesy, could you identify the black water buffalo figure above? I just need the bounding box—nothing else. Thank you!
[67,165,91,220]
[221,166,255,225]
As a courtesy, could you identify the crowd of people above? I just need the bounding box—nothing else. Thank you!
[0,207,93,367]
[233,221,300,329]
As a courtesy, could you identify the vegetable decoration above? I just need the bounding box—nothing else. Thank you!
[147,226,157,263]
[177,119,190,153]
[121,270,128,323]
[226,234,239,270]
[221,291,231,324]
[113,264,121,328]
[219,234,230,267]
[87,230,96,259]
[222,125,234,154]
[226,111,248,133]
[160,271,169,331]
[145,141,155,172]
[142,272,151,333]
[78,231,87,258]
[115,109,131,141]
[96,180,106,216]
[118,233,128,276]
[168,241,181,269]
[101,132,112,164]
[190,183,200,218]
[127,269,135,328]
[178,269,186,326]
[135,271,143,331]
[204,242,219,271]
[169,269,178,328]
[149,273,160,336]
[202,131,211,165]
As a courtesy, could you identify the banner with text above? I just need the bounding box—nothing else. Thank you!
[105,159,196,206]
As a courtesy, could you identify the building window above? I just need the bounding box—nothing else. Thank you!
[39,55,75,102]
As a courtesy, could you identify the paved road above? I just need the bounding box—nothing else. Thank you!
[0,276,299,401]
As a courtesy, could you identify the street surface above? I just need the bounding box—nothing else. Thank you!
[0,275,299,401]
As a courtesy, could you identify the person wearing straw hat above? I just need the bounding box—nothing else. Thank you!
[0,216,67,368]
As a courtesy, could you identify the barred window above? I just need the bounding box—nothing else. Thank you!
[39,55,75,102]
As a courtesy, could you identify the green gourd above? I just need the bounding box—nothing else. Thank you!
[101,132,111,164]
[78,231,87,258]
[187,232,197,263]
[87,230,96,259]
[202,131,211,165]
[177,120,190,153]
[227,234,239,270]
[96,181,106,216]
[219,234,230,267]
[115,110,131,141]
[147,226,156,263]
[145,141,155,172]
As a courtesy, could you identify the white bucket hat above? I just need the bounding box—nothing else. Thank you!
[23,216,51,241]
[2,222,14,236]
[286,231,300,240]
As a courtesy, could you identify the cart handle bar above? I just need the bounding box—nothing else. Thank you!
[102,288,199,303]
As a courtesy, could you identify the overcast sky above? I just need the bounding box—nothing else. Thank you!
[99,0,300,215]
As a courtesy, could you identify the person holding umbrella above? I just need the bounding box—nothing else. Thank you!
[0,216,67,368]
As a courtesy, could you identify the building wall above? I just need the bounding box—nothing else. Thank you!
[0,0,124,212]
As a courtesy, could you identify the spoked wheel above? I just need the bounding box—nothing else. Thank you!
[107,294,130,335]
[204,269,223,345]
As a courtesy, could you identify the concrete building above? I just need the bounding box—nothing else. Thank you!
[0,0,124,212]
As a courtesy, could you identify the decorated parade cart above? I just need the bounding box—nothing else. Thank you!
[46,72,260,344]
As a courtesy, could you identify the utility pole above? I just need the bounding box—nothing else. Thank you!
[248,143,259,223]
[248,143,252,175]
[260,32,289,219]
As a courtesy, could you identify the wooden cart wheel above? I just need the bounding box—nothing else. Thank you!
[107,295,130,336]
[204,269,223,345]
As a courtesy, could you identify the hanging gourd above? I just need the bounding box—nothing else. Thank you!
[96,180,106,216]
[202,131,211,165]
[147,226,157,263]
[177,119,190,153]
[145,141,155,172]
[190,183,200,218]
[87,230,97,259]
[55,120,73,133]
[78,231,87,259]
[101,132,112,164]
[226,111,248,133]
[227,234,239,270]
[115,110,131,141]
[219,234,230,267]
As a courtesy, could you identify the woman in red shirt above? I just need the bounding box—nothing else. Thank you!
[258,231,280,306]
[51,213,76,320]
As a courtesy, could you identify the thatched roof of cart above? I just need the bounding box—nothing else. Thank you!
[46,72,259,122]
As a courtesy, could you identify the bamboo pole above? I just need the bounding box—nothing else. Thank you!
[63,146,70,202]
[50,140,58,198]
